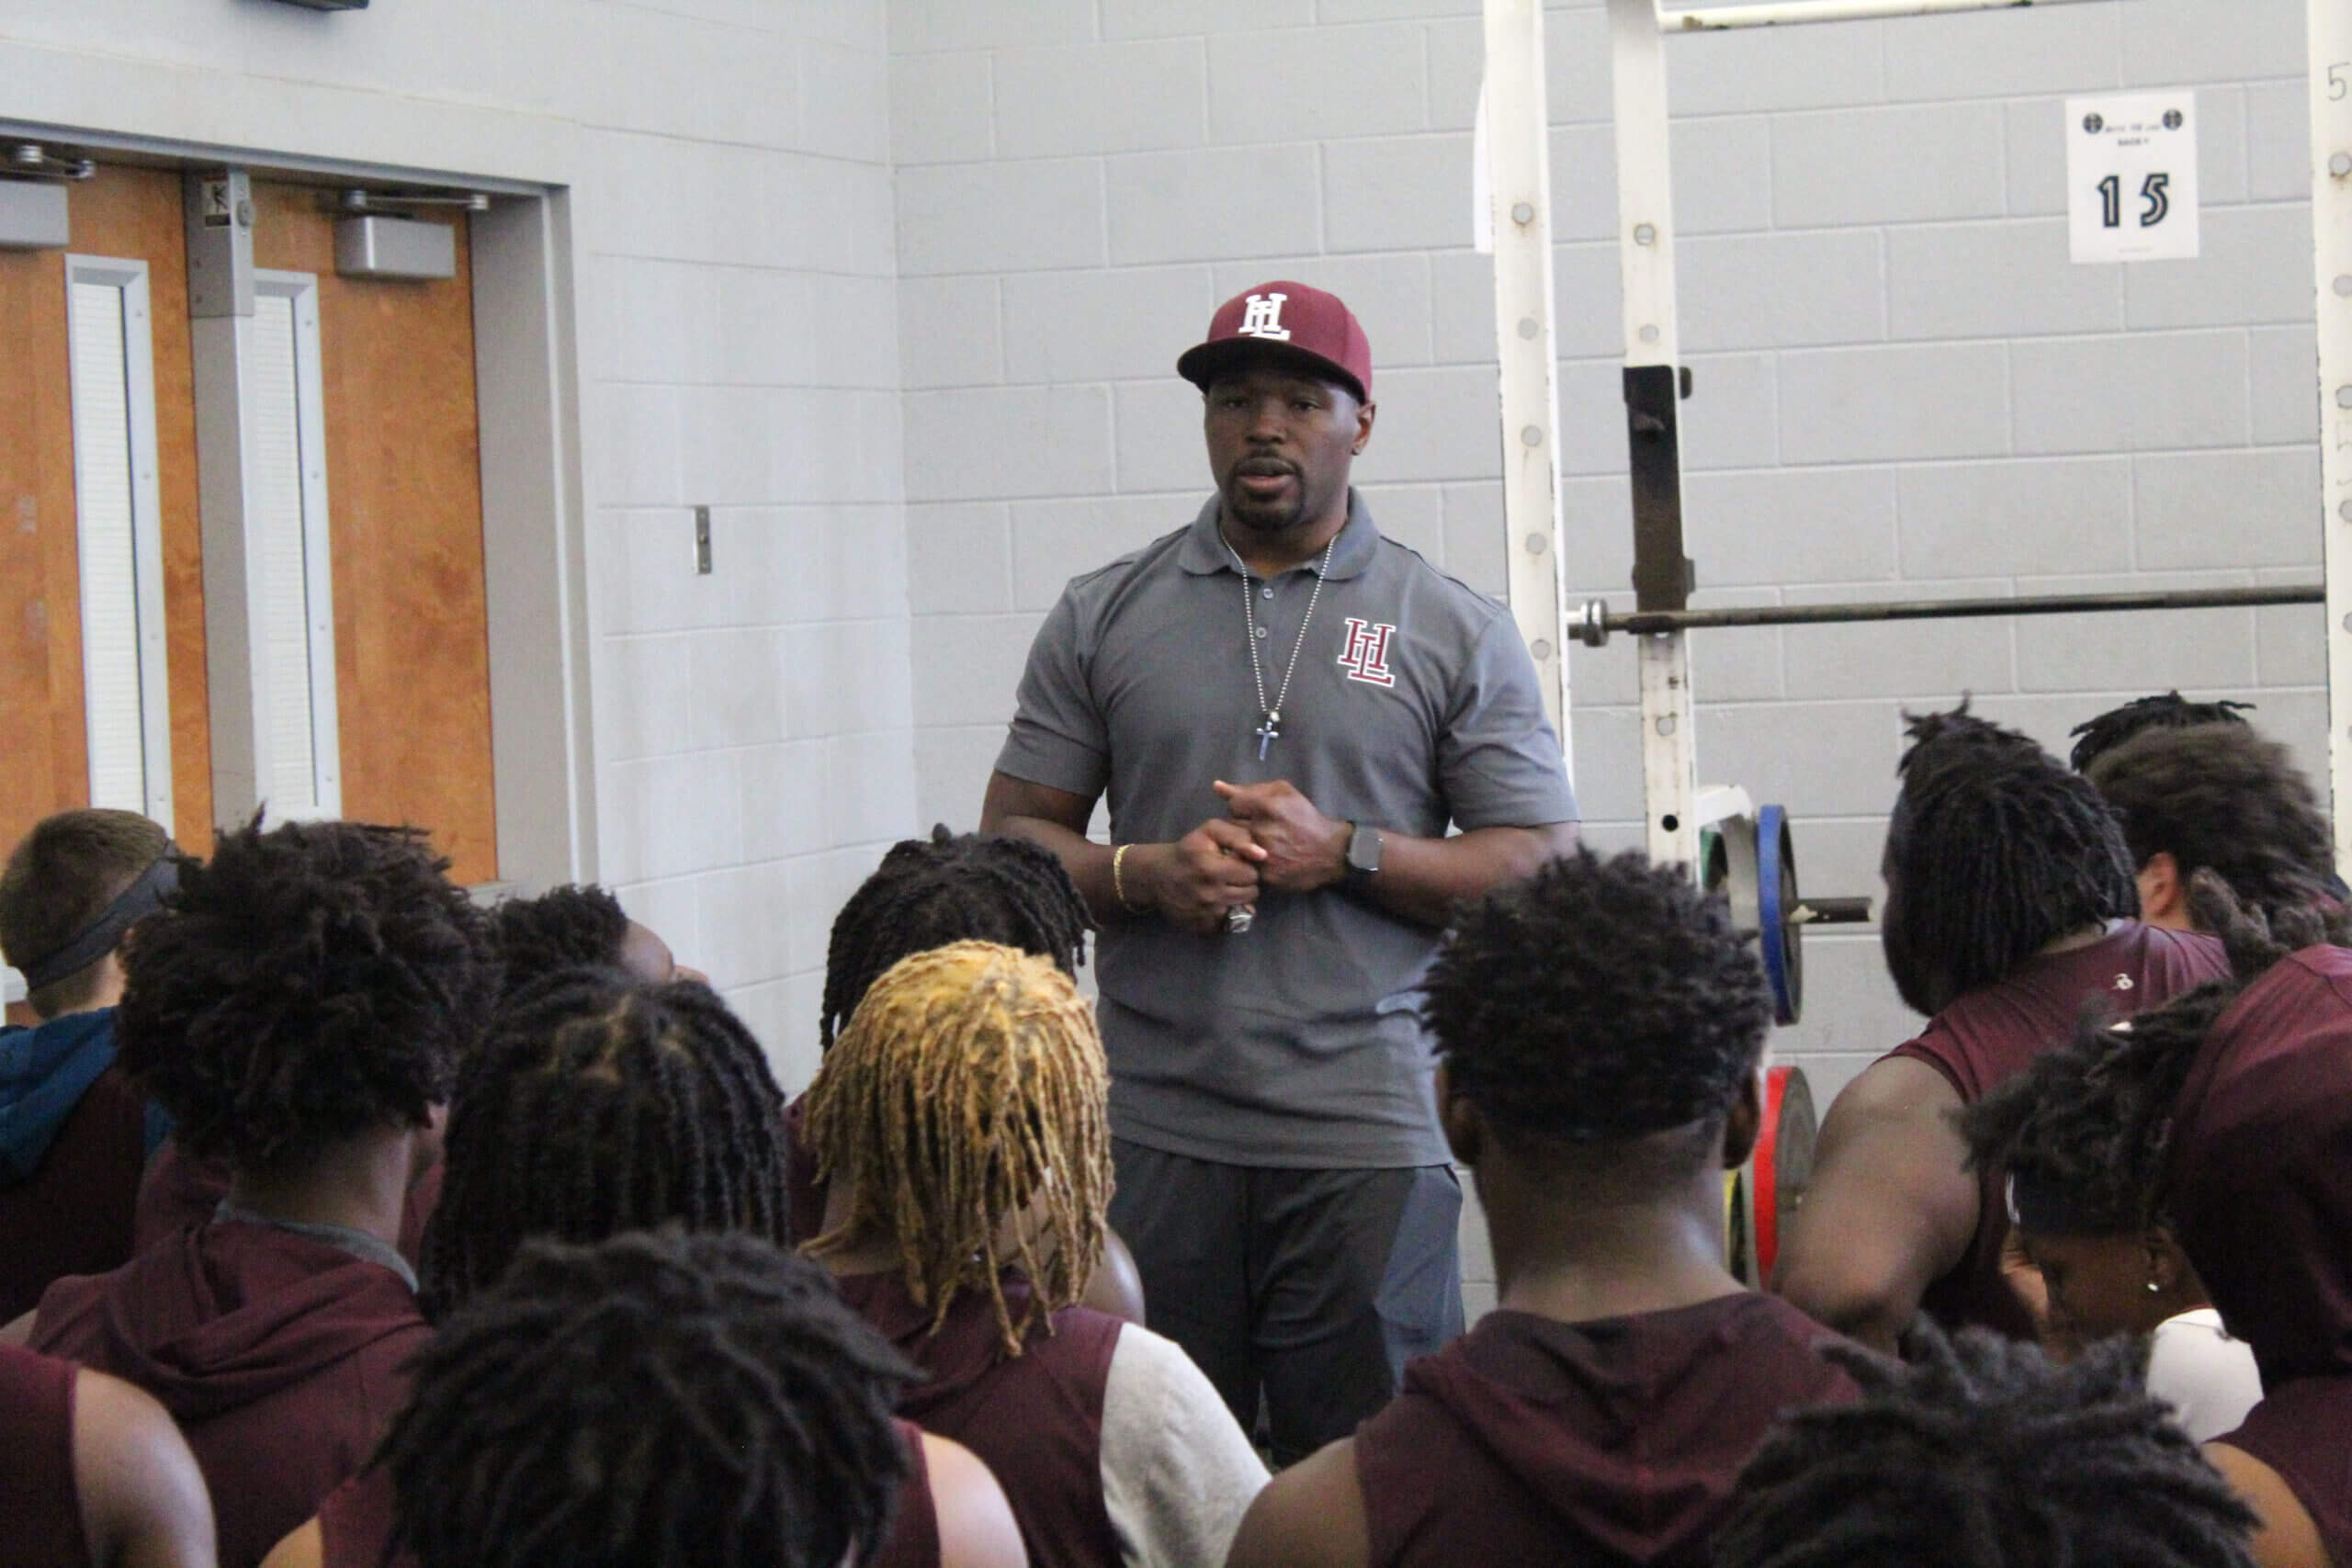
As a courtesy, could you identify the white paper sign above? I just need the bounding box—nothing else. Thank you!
[2066,92,2199,264]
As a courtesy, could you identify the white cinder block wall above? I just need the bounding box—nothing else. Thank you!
[0,0,914,1094]
[888,0,2327,1316]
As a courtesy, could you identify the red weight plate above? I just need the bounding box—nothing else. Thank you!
[1752,1065,1817,1284]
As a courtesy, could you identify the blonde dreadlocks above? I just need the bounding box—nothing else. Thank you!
[802,940,1112,1355]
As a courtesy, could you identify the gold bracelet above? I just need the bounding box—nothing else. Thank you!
[1112,844,1147,914]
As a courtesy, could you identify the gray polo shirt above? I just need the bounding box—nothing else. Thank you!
[997,491,1577,1168]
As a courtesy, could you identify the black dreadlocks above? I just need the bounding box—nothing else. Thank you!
[383,1229,916,1568]
[115,818,495,1172]
[418,967,790,1318]
[820,824,1092,1052]
[2069,691,2254,773]
[1714,1322,2258,1568]
[1881,708,2139,1017]
[1959,1010,2172,1237]
[489,884,630,993]
[2086,722,2336,919]
[1422,846,1770,1144]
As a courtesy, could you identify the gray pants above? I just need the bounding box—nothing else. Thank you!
[1108,1138,1464,1466]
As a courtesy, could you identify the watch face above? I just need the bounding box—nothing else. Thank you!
[1349,824,1382,875]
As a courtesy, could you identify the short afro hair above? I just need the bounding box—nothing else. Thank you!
[1883,708,2138,1017]
[1421,846,1770,1144]
[384,1229,916,1568]
[115,818,496,1172]
[820,826,1092,1053]
[419,967,791,1319]
[489,885,630,993]
[2069,691,2254,773]
[2085,722,2335,921]
[0,807,173,1017]
[1715,1322,2257,1568]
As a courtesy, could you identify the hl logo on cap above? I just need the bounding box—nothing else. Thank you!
[1238,292,1292,341]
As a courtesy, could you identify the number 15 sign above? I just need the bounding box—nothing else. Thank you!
[2066,92,2199,264]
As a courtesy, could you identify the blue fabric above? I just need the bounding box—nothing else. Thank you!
[0,1008,119,1185]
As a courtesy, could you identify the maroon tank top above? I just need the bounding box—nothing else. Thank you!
[783,1093,827,1243]
[835,1268,1123,1568]
[1884,922,2225,1338]
[319,1465,410,1568]
[871,1418,943,1568]
[0,1344,95,1568]
[0,1064,147,1321]
[1355,1293,1857,1568]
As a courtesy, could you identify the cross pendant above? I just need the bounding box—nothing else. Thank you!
[1256,714,1280,761]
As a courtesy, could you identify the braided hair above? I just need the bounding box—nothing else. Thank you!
[1958,1010,2170,1238]
[489,885,630,992]
[803,941,1111,1354]
[1881,707,2139,1017]
[418,968,790,1317]
[820,826,1092,1052]
[1422,846,1770,1145]
[115,818,495,1172]
[2070,691,2254,773]
[383,1229,915,1568]
[2086,722,2336,919]
[1715,1322,2258,1568]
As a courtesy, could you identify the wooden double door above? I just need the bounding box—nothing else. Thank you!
[0,167,497,884]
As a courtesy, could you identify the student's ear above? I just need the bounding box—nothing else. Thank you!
[1436,1062,1485,1169]
[2145,1224,2193,1297]
[2137,851,2189,930]
[1721,1067,1765,1170]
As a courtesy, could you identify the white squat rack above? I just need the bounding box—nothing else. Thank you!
[1481,0,2352,879]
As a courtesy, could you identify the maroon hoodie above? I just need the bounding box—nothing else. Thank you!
[137,1140,442,1265]
[2164,945,2352,1566]
[1353,1292,1856,1567]
[1884,921,2226,1337]
[835,1268,1124,1568]
[0,1342,93,1568]
[30,1217,429,1568]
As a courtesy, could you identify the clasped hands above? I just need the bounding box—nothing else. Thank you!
[1127,780,1349,935]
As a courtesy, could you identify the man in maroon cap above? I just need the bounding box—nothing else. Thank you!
[981,281,1579,1459]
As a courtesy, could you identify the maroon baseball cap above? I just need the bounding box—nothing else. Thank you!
[1177,280,1373,402]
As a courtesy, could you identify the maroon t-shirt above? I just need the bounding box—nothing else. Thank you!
[0,1064,147,1322]
[0,1342,95,1568]
[317,1416,939,1568]
[1883,922,2226,1338]
[835,1268,1123,1568]
[2165,945,2352,1564]
[1354,1293,1856,1568]
[31,1217,429,1568]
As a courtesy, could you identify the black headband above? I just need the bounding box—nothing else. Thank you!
[2005,1170,2131,1240]
[16,852,180,990]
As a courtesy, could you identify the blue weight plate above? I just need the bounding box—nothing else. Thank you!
[1758,804,1799,1025]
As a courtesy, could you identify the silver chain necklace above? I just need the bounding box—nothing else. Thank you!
[1225,532,1335,761]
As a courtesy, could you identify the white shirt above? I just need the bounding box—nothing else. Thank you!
[2147,1307,2264,1442]
[1100,1325,1269,1568]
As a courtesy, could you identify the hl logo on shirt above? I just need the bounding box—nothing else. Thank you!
[1238,292,1292,340]
[1338,618,1397,687]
